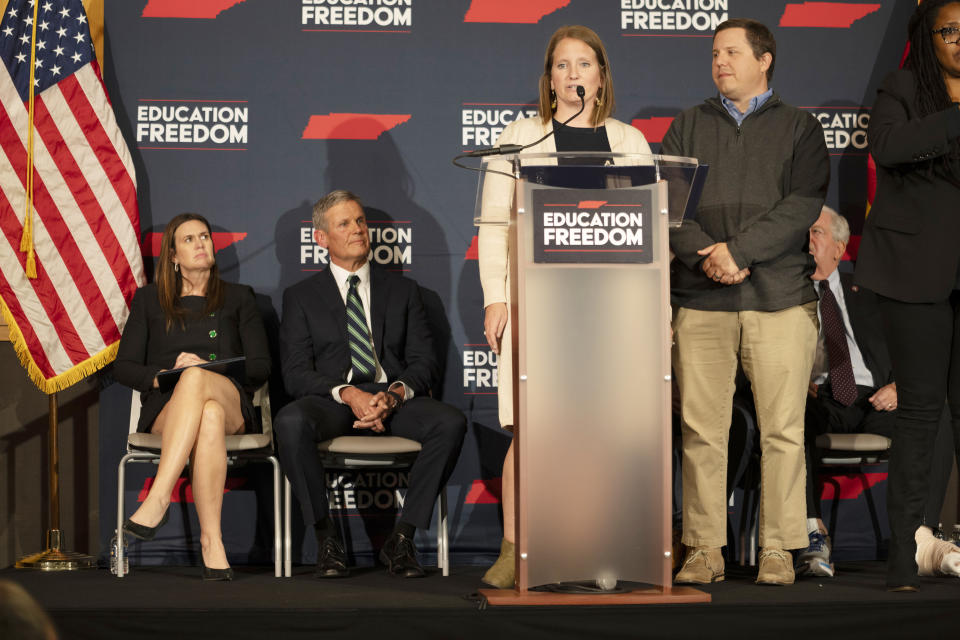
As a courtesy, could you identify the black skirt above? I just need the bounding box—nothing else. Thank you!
[135,374,259,434]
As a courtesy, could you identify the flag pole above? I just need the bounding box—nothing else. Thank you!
[16,392,96,571]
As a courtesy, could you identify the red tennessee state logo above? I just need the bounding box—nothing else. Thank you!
[779,2,881,28]
[463,0,569,24]
[143,232,247,257]
[301,113,411,140]
[142,0,247,19]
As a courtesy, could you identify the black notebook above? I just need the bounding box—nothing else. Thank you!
[155,356,246,392]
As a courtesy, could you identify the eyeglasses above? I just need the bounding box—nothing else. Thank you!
[932,26,960,45]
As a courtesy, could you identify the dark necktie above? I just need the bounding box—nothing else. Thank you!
[819,281,857,406]
[346,275,377,384]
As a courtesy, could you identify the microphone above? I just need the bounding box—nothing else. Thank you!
[463,85,586,158]
[452,85,588,177]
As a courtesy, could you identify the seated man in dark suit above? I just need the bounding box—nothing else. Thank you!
[275,189,466,579]
[800,206,959,578]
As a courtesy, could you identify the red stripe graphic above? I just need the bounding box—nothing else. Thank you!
[302,113,411,140]
[844,234,861,262]
[464,235,479,260]
[0,111,119,348]
[464,478,502,504]
[137,477,247,503]
[144,232,247,257]
[32,99,137,298]
[0,193,87,368]
[631,116,674,144]
[142,0,247,19]
[577,200,607,209]
[59,75,139,228]
[820,472,886,500]
[779,2,881,28]
[464,0,570,23]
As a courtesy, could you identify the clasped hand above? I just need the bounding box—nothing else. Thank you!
[342,387,400,433]
[698,242,750,285]
[153,352,209,388]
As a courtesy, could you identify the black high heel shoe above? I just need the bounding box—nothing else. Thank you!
[122,509,169,541]
[201,558,234,581]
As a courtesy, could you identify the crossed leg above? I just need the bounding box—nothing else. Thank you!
[128,366,244,569]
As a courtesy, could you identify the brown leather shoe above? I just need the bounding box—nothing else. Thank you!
[756,548,794,585]
[674,547,724,584]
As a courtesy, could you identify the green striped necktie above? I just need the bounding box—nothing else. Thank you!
[346,274,377,384]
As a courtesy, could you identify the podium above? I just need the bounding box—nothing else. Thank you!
[473,150,710,605]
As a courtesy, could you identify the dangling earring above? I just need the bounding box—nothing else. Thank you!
[174,263,179,273]
[595,88,603,108]
[550,90,557,110]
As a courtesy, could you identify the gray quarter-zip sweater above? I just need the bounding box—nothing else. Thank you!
[662,93,830,312]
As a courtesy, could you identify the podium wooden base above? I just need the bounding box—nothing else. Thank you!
[478,585,711,606]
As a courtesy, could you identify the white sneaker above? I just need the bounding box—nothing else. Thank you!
[916,526,960,577]
[796,531,835,578]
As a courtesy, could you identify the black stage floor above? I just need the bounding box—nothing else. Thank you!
[4,562,958,640]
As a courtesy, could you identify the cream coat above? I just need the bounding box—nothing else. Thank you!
[477,116,652,426]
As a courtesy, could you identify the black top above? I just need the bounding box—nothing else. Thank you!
[115,282,271,432]
[553,119,610,165]
[855,69,960,302]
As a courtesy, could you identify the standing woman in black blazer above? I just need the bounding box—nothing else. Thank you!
[855,0,960,591]
[114,213,270,580]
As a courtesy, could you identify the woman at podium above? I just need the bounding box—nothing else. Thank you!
[477,24,651,588]
[114,213,270,580]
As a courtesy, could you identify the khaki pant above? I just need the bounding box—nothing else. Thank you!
[673,302,818,551]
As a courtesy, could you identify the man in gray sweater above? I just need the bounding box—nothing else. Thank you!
[662,18,829,586]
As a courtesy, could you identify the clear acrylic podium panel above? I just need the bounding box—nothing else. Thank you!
[514,180,672,589]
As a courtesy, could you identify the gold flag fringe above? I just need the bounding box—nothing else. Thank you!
[0,295,119,394]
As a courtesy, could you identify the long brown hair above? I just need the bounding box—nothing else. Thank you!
[156,213,225,331]
[538,25,616,127]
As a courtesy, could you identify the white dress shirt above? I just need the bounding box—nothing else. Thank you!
[328,261,414,403]
[811,269,875,388]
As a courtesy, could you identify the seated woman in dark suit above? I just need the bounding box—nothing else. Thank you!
[114,213,270,580]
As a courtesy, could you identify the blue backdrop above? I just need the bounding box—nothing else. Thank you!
[97,0,916,567]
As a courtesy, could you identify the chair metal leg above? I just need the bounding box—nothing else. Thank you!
[283,478,292,577]
[116,455,130,578]
[439,487,449,576]
[268,456,281,578]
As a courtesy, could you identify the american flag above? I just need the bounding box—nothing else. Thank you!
[0,0,144,392]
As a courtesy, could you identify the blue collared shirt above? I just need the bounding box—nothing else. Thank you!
[720,88,774,126]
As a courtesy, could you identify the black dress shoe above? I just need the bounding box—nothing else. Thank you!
[316,536,349,578]
[201,559,234,581]
[122,509,169,542]
[379,532,425,578]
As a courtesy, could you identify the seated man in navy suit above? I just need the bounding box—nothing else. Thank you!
[275,189,466,579]
[800,206,958,578]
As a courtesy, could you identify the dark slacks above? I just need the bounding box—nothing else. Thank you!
[877,292,960,587]
[274,395,466,531]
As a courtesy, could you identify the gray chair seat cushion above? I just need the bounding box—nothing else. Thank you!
[815,432,891,452]
[128,432,272,452]
[318,436,422,455]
